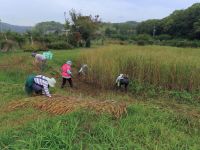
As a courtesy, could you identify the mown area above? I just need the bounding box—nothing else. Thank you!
[0,45,200,149]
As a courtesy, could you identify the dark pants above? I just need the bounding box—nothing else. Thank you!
[32,83,43,94]
[61,78,73,88]
[117,78,129,92]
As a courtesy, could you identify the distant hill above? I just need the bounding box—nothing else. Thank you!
[112,21,139,26]
[137,3,200,39]
[102,21,139,28]
[0,22,32,33]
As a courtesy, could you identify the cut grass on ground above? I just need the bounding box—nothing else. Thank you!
[1,104,200,150]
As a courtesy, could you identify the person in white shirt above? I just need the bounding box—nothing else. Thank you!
[116,74,129,92]
[78,64,88,76]
[32,75,56,98]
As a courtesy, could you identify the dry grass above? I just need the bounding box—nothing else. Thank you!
[79,45,200,91]
[5,95,127,118]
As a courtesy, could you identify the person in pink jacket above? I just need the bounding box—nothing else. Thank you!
[61,60,73,88]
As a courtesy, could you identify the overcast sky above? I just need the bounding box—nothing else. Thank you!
[0,0,199,26]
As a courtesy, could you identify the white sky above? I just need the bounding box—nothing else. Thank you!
[0,0,199,26]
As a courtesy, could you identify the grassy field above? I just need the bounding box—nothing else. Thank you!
[79,45,200,91]
[0,45,200,149]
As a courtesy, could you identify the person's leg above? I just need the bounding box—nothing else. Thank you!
[67,78,73,88]
[41,60,47,71]
[38,61,43,71]
[115,80,120,91]
[124,84,128,92]
[42,89,45,95]
[119,79,123,91]
[61,78,67,88]
[32,83,43,95]
[124,79,129,92]
[34,59,40,70]
[117,80,120,87]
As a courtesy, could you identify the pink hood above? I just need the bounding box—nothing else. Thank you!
[61,64,71,78]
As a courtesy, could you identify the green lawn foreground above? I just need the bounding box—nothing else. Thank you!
[0,46,200,150]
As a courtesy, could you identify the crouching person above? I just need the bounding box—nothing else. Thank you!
[78,64,88,76]
[32,52,47,71]
[61,60,73,88]
[32,75,56,98]
[116,74,129,92]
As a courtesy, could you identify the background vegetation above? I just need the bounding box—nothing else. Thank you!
[0,48,200,149]
[79,45,200,103]
[1,3,200,52]
[0,3,200,149]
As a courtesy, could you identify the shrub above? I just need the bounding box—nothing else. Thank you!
[106,39,128,45]
[85,39,91,48]
[67,32,81,47]
[47,41,73,50]
[155,34,172,41]
[110,34,129,41]
[175,40,199,48]
[22,42,48,52]
[160,40,200,48]
[136,34,152,41]
[136,34,153,46]
[0,40,19,52]
[137,40,146,46]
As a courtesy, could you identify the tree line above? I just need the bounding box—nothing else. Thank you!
[137,3,200,40]
[1,3,200,52]
[0,10,101,52]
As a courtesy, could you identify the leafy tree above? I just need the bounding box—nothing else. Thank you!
[193,19,200,39]
[103,21,137,39]
[33,21,64,35]
[137,19,161,36]
[136,3,200,40]
[3,31,26,48]
[66,10,100,47]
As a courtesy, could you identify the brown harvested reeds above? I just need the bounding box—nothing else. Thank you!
[5,95,127,118]
[79,45,200,91]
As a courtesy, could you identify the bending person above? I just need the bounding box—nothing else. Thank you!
[116,74,129,92]
[32,52,47,71]
[32,75,56,98]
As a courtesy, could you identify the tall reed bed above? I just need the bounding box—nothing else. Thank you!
[79,45,200,91]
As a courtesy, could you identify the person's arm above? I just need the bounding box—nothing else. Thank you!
[116,76,120,83]
[79,67,83,73]
[67,70,72,74]
[43,83,51,97]
[67,69,72,75]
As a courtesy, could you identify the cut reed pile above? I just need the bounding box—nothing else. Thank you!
[5,95,127,118]
[79,45,200,91]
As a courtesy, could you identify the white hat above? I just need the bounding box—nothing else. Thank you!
[46,78,56,87]
[66,60,72,65]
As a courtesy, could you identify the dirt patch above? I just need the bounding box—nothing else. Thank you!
[5,95,127,118]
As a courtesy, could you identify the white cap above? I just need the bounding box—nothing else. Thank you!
[66,60,72,65]
[46,78,56,87]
